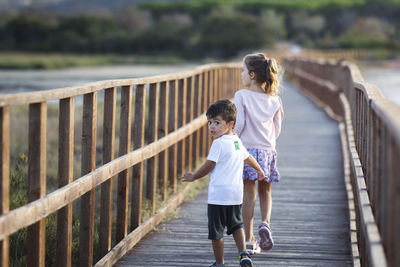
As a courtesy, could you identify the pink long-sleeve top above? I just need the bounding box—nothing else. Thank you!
[233,89,283,151]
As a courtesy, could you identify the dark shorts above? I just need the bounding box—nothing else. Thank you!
[207,204,243,240]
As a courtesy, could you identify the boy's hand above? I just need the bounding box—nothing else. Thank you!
[257,169,265,181]
[182,172,195,182]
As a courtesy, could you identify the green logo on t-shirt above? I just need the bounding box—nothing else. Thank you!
[234,140,240,151]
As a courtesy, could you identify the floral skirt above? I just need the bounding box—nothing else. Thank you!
[243,148,280,183]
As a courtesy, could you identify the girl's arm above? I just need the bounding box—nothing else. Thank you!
[273,96,284,138]
[244,155,265,181]
[182,160,216,182]
[233,93,245,136]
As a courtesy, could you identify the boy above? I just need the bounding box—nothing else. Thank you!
[182,99,265,267]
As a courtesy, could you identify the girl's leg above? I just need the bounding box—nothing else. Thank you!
[242,179,257,242]
[212,238,224,264]
[258,180,272,223]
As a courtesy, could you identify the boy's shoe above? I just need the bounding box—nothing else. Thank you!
[210,262,224,267]
[246,240,261,255]
[258,222,274,251]
[239,251,254,267]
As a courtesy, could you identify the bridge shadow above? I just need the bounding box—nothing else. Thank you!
[115,80,353,266]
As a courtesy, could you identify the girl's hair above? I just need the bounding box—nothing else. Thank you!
[244,53,280,95]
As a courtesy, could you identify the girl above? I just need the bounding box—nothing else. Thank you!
[233,53,283,254]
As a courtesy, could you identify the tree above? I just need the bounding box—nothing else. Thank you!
[199,12,268,58]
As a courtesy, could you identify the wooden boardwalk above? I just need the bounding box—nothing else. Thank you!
[116,81,353,267]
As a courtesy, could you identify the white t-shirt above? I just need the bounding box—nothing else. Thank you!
[206,134,250,205]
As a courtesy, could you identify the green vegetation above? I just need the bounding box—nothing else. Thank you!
[0,0,399,68]
[0,53,119,69]
[0,53,187,69]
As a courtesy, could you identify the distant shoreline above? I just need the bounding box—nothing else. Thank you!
[0,52,190,70]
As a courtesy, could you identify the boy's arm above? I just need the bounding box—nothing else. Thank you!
[182,160,216,182]
[244,155,265,181]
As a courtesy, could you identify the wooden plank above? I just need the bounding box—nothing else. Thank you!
[146,83,159,214]
[56,98,74,267]
[28,102,47,267]
[116,85,132,242]
[158,82,169,200]
[185,77,193,171]
[177,79,187,177]
[79,92,97,267]
[0,111,207,240]
[94,182,197,267]
[131,84,146,230]
[0,107,9,267]
[168,80,178,193]
[100,87,117,256]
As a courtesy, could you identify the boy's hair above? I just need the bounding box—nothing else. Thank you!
[206,99,236,124]
[244,53,280,95]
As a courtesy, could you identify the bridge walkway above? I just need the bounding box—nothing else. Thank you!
[115,80,353,266]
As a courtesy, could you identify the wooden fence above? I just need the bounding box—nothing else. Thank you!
[283,57,400,267]
[0,63,242,267]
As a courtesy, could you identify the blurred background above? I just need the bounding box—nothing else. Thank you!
[1,0,400,101]
[1,0,400,63]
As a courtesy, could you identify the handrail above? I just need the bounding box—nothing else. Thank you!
[0,63,240,106]
[0,62,242,266]
[283,56,400,267]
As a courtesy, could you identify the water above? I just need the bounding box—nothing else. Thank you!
[359,64,400,106]
[0,64,198,94]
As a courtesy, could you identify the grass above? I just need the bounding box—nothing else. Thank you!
[0,52,188,70]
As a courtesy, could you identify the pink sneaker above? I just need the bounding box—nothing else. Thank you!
[258,222,274,250]
[246,240,261,255]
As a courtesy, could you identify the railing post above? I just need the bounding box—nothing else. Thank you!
[79,92,97,267]
[158,81,169,200]
[0,106,10,267]
[215,69,220,100]
[186,77,194,171]
[116,85,132,242]
[100,87,117,255]
[201,71,209,157]
[168,80,178,193]
[131,84,146,230]
[56,97,74,267]
[147,83,159,214]
[28,102,47,267]
[177,79,187,177]
[192,74,202,169]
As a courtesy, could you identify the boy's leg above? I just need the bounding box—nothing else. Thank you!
[212,238,224,265]
[258,180,272,223]
[233,229,254,267]
[243,179,257,242]
[232,228,246,253]
[208,204,226,264]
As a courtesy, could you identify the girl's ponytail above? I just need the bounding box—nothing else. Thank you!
[244,53,280,96]
[266,58,280,96]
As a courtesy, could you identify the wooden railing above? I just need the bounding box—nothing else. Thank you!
[0,63,242,267]
[283,57,400,267]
